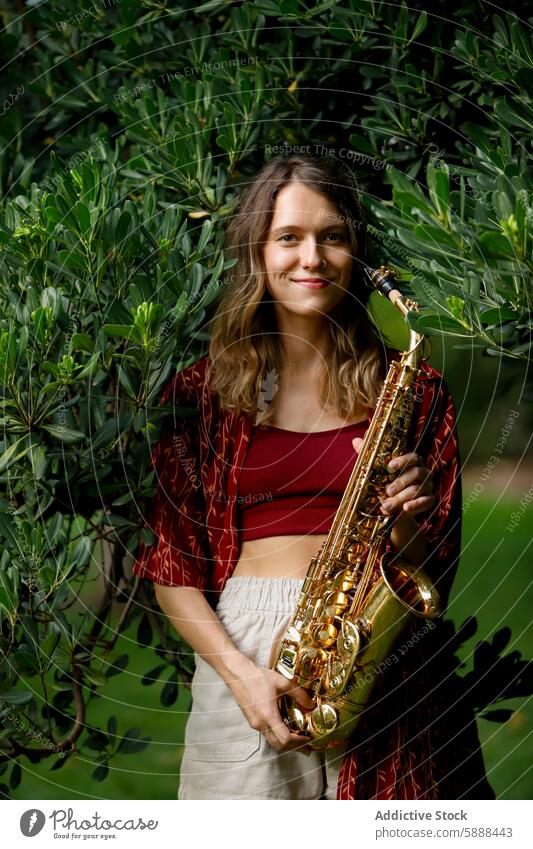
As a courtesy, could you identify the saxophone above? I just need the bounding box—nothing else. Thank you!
[272,265,442,748]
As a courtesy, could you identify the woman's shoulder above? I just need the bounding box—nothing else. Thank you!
[161,354,214,407]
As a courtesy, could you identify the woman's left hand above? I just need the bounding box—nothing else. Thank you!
[352,439,434,518]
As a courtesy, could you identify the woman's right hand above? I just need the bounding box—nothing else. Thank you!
[226,656,315,753]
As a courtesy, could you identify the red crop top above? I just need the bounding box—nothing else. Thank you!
[237,420,368,541]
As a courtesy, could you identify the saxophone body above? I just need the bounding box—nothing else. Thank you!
[272,265,442,748]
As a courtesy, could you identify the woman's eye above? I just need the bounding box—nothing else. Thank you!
[276,233,344,243]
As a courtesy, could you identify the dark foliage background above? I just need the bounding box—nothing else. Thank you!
[0,0,531,798]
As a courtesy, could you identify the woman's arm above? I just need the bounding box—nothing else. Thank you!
[154,583,314,752]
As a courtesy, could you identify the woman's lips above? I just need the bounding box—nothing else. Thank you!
[292,277,332,289]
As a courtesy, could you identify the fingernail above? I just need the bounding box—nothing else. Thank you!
[381,500,392,511]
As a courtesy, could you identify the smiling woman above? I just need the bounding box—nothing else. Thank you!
[208,155,384,424]
[264,182,354,311]
[133,154,494,801]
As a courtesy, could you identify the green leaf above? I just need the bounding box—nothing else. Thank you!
[105,655,129,678]
[117,367,137,399]
[43,204,62,225]
[117,728,151,755]
[477,231,516,258]
[197,218,213,254]
[411,314,475,337]
[76,202,91,237]
[58,250,87,272]
[428,162,450,222]
[70,536,93,569]
[388,169,435,215]
[137,614,153,648]
[103,324,135,339]
[0,587,16,616]
[41,425,85,444]
[92,763,109,782]
[0,435,33,474]
[216,134,233,153]
[494,97,533,131]
[0,689,33,705]
[29,443,47,481]
[111,490,134,506]
[408,10,428,44]
[9,762,22,790]
[142,664,167,686]
[103,324,143,345]
[84,731,109,752]
[115,209,132,245]
[84,667,108,686]
[71,333,95,353]
[479,307,520,324]
[161,671,178,707]
[37,566,56,591]
[117,736,151,755]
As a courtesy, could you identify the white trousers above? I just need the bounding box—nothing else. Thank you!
[178,576,347,800]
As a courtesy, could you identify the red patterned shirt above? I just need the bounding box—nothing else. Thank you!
[133,355,494,800]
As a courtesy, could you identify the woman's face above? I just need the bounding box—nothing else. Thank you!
[262,181,355,319]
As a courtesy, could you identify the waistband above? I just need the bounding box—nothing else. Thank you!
[217,575,305,613]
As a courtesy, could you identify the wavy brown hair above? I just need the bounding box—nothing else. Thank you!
[207,153,386,423]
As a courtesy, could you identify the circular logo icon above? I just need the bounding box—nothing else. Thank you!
[20,809,46,837]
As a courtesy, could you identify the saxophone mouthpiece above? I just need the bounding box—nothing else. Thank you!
[364,265,402,303]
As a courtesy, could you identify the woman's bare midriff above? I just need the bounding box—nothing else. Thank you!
[232,534,329,580]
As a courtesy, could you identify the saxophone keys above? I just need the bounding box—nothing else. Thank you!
[324,591,349,617]
[325,661,346,698]
[336,619,363,659]
[312,622,338,648]
[332,569,356,591]
[347,542,365,563]
[276,646,298,678]
[310,703,339,736]
[279,696,308,734]
[356,516,375,534]
[299,647,328,679]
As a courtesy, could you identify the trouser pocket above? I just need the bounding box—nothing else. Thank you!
[183,606,283,765]
[183,655,262,763]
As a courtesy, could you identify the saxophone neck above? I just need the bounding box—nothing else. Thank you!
[365,265,428,366]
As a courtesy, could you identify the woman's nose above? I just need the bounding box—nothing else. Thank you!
[300,238,324,269]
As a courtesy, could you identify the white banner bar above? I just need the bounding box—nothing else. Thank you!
[4,799,532,848]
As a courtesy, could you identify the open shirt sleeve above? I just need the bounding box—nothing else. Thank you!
[132,377,212,591]
[411,373,462,610]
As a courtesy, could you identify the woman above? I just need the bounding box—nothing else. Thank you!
[133,154,495,800]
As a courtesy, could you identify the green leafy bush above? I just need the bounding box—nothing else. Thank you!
[0,0,530,796]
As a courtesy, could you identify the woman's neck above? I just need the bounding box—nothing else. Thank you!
[275,311,332,374]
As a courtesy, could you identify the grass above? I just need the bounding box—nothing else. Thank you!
[446,495,533,800]
[9,496,532,800]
